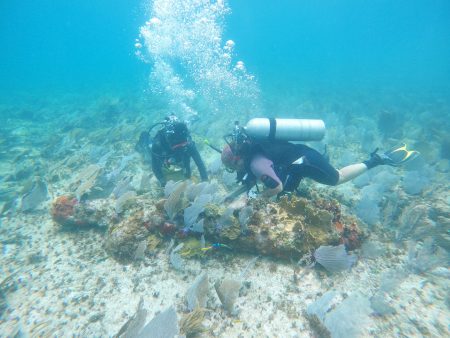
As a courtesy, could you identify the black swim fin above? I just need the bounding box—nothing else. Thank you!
[364,143,420,169]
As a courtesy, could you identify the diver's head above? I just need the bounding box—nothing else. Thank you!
[165,114,179,124]
[221,143,244,172]
[164,117,189,150]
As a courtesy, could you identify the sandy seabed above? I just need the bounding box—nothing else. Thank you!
[1,188,448,338]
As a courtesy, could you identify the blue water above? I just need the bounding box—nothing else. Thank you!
[0,0,146,95]
[1,0,449,100]
[228,0,450,92]
[1,1,449,336]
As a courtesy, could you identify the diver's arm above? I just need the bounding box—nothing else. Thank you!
[250,155,283,197]
[223,185,248,203]
[151,155,166,186]
[190,143,208,181]
[182,152,192,179]
[223,172,256,203]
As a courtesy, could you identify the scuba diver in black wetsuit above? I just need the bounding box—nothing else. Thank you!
[220,118,419,201]
[136,115,208,187]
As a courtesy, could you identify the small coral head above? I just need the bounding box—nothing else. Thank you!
[51,195,78,223]
[160,221,176,235]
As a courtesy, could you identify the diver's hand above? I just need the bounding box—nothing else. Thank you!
[261,183,283,198]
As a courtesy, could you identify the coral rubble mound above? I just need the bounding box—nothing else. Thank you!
[51,182,363,262]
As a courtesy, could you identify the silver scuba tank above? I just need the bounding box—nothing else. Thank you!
[244,118,325,141]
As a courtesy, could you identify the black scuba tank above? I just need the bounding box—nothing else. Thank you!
[244,118,325,142]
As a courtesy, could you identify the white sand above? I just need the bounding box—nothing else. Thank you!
[1,200,448,337]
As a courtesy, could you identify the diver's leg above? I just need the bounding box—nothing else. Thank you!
[337,163,368,184]
[337,149,398,184]
[291,147,340,186]
[295,145,406,186]
[282,172,302,192]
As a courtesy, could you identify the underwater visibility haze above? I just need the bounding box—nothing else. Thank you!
[0,0,449,336]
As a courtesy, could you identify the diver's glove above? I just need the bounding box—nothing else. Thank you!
[363,148,394,169]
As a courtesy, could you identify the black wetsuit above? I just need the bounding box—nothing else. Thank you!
[237,140,339,192]
[150,125,208,186]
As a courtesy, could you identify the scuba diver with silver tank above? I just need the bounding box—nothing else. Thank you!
[221,117,419,201]
[136,115,208,187]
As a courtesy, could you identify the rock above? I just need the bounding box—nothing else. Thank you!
[202,195,362,259]
[104,204,162,260]
[51,196,110,227]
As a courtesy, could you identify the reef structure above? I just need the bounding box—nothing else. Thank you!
[103,203,165,261]
[50,189,363,261]
[51,195,114,228]
[201,195,362,260]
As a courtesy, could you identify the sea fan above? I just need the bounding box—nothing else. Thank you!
[306,291,338,322]
[307,292,373,338]
[191,219,205,233]
[115,191,137,214]
[164,180,178,197]
[323,293,372,338]
[184,193,212,227]
[214,278,241,313]
[21,178,48,211]
[112,175,133,198]
[314,244,357,273]
[186,181,209,201]
[185,272,209,311]
[164,181,188,220]
[137,306,179,338]
[169,243,185,271]
[115,297,147,338]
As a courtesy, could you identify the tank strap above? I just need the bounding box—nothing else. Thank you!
[268,118,276,141]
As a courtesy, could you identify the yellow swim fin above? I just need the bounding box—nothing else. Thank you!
[383,143,420,166]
